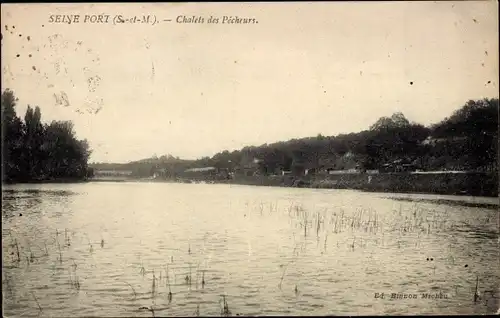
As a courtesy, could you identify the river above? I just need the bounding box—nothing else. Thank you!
[2,182,499,316]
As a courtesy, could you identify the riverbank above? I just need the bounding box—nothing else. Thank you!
[6,172,497,198]
[2,178,90,184]
[219,172,499,198]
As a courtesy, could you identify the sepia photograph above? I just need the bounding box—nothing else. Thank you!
[1,2,499,317]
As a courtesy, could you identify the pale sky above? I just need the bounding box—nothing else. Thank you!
[1,2,498,163]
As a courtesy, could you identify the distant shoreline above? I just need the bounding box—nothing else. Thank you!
[2,178,90,185]
[3,173,498,199]
[87,172,500,199]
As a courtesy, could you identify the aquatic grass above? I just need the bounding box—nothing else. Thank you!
[151,269,157,298]
[473,275,480,303]
[84,233,94,253]
[195,262,200,290]
[278,262,292,290]
[164,264,173,302]
[123,281,137,300]
[220,295,231,317]
[14,238,21,263]
[56,238,63,264]
[316,212,321,238]
[64,228,71,247]
[43,241,49,256]
[184,263,193,287]
[139,260,146,276]
[139,306,156,318]
[31,291,43,313]
[68,266,81,290]
[323,232,329,251]
[25,243,35,263]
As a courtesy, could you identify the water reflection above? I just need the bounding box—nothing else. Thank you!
[2,183,499,316]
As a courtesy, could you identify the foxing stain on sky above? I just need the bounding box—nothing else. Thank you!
[1,2,498,163]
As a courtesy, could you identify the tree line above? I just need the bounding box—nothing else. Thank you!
[90,98,498,178]
[207,98,497,174]
[1,89,92,183]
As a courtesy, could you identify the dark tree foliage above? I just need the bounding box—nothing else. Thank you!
[427,98,498,171]
[200,98,497,175]
[89,98,498,177]
[1,89,92,183]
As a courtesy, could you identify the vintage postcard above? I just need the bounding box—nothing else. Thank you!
[1,2,499,317]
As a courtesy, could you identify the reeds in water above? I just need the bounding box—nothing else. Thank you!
[151,269,157,297]
[68,267,81,290]
[56,238,63,264]
[123,281,137,300]
[165,264,173,302]
[220,295,231,316]
[31,291,43,313]
[473,275,480,303]
[14,239,21,262]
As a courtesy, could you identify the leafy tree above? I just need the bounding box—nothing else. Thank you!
[1,89,92,182]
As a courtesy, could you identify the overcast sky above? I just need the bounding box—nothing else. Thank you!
[1,2,498,163]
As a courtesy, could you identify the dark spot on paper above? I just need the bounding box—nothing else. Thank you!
[19,213,22,216]
[481,63,485,67]
[54,91,70,107]
[485,51,488,56]
[12,26,15,29]
[464,264,468,268]
[87,75,102,93]
[18,34,21,37]
[409,81,413,85]
[360,71,363,76]
[487,81,491,84]
[29,54,32,58]
[32,66,36,71]
[473,18,478,23]
[4,25,8,31]
[16,54,20,58]
[324,90,326,93]
[42,25,44,27]
[234,60,237,64]
[27,35,30,41]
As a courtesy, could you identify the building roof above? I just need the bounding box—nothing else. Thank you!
[185,167,216,173]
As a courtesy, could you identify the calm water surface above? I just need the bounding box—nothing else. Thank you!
[2,182,499,316]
